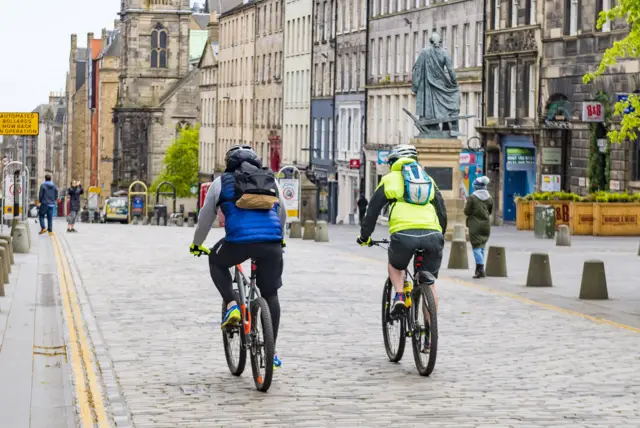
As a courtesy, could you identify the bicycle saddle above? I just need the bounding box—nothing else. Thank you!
[416,271,436,285]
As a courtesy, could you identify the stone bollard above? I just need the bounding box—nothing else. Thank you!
[289,221,302,239]
[176,217,185,227]
[142,216,149,226]
[0,248,8,283]
[452,224,466,242]
[526,253,552,287]
[556,225,571,247]
[0,241,11,274]
[0,236,14,264]
[188,217,195,228]
[159,216,166,226]
[314,221,329,242]
[485,246,507,277]
[10,218,20,238]
[12,225,30,254]
[579,260,608,300]
[447,239,469,269]
[637,241,640,256]
[0,256,5,296]
[302,220,315,240]
[149,215,156,225]
[132,216,139,225]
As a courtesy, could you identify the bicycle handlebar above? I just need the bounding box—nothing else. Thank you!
[370,238,390,246]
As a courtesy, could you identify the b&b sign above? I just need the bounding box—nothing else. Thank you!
[582,102,604,122]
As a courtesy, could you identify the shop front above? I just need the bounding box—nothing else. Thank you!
[503,136,536,222]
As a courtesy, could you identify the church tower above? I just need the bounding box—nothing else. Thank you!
[118,0,192,107]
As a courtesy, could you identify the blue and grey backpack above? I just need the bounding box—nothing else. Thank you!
[400,161,433,205]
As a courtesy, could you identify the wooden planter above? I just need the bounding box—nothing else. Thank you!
[515,200,533,230]
[593,203,640,236]
[570,202,594,235]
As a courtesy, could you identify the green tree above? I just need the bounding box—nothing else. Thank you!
[151,125,199,198]
[583,4,640,143]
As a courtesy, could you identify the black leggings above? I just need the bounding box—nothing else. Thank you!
[264,292,281,344]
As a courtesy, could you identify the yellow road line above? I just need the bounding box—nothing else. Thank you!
[343,251,640,334]
[52,234,110,426]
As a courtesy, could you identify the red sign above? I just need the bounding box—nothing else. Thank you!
[582,102,604,122]
[349,159,361,169]
[269,136,281,172]
[199,182,212,210]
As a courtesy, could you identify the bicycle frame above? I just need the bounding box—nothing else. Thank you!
[233,260,261,337]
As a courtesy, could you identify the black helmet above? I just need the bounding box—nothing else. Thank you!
[225,144,262,171]
[225,144,255,164]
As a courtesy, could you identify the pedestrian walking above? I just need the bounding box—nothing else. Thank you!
[464,176,493,278]
[67,180,83,232]
[357,193,368,225]
[38,174,58,235]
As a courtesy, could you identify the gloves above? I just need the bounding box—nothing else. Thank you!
[356,236,372,247]
[281,239,287,248]
[190,243,211,257]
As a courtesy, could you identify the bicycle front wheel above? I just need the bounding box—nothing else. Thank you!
[381,279,405,362]
[411,284,438,376]
[222,291,247,376]
[250,297,275,392]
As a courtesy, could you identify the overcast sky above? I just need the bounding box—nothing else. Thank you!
[0,0,199,113]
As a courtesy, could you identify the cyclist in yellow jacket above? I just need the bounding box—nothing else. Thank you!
[357,144,447,316]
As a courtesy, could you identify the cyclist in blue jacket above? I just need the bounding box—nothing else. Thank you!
[190,145,286,369]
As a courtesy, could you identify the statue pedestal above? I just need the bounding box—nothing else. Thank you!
[411,137,467,241]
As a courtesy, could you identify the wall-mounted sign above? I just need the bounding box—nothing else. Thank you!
[541,174,561,192]
[424,167,453,191]
[597,138,608,153]
[377,150,389,165]
[349,159,361,169]
[542,147,562,165]
[505,147,535,171]
[582,102,604,122]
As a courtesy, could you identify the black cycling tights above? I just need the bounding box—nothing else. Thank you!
[263,292,281,345]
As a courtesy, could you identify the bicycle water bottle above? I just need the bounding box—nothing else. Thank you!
[403,281,413,307]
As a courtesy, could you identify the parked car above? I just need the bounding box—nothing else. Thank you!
[100,197,128,224]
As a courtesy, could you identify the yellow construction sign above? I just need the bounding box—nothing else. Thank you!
[0,112,40,136]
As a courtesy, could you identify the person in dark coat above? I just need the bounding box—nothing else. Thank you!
[38,174,58,235]
[67,180,83,232]
[357,194,368,225]
[464,176,493,278]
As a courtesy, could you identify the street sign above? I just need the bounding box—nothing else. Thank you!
[377,150,389,165]
[88,186,101,210]
[0,112,39,136]
[279,179,300,220]
[190,185,198,195]
[349,159,361,169]
[582,102,604,122]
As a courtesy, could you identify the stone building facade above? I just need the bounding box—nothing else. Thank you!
[540,0,638,195]
[217,2,257,168]
[113,0,200,189]
[198,25,219,176]
[477,0,543,223]
[255,0,284,169]
[283,0,313,168]
[66,34,88,193]
[310,0,337,222]
[334,0,366,224]
[365,0,483,203]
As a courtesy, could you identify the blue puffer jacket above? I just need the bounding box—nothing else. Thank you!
[219,168,282,244]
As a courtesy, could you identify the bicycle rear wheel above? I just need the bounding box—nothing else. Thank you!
[411,284,438,376]
[381,279,405,362]
[250,297,275,392]
[222,291,246,376]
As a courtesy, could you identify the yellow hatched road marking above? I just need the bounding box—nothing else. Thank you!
[343,251,640,334]
[51,234,109,427]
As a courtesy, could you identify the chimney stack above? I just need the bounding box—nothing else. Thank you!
[101,28,108,50]
[208,11,219,42]
[71,34,77,61]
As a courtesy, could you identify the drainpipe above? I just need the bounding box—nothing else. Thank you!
[362,0,370,196]
[252,4,258,148]
[480,0,487,175]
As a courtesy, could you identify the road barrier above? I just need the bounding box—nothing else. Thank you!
[0,241,11,274]
[447,239,469,269]
[0,236,14,264]
[289,221,302,238]
[0,255,5,295]
[12,224,29,253]
[579,260,608,300]
[315,221,329,242]
[142,216,149,226]
[556,225,571,246]
[176,216,184,227]
[187,217,195,228]
[132,216,139,225]
[0,248,8,284]
[302,220,315,240]
[526,253,553,287]
[485,246,507,277]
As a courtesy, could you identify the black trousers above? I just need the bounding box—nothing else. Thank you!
[208,239,283,304]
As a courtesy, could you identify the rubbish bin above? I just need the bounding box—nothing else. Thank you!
[154,205,168,225]
[534,204,555,239]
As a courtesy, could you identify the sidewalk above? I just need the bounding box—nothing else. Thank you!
[0,221,75,428]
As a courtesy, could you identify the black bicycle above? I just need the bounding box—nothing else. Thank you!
[371,238,438,376]
[221,260,275,392]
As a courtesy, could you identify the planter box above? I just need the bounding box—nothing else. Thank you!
[571,202,594,235]
[593,203,640,236]
[516,200,534,230]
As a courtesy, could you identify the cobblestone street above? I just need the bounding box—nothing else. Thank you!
[56,222,640,427]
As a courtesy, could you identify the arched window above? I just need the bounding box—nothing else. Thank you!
[175,121,191,138]
[151,24,168,69]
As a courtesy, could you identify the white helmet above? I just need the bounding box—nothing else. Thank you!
[387,144,418,165]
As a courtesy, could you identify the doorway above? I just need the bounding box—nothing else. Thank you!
[504,170,528,222]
